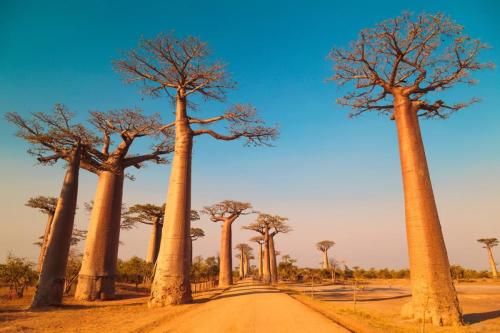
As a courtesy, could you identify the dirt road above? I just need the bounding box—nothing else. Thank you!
[151,281,349,333]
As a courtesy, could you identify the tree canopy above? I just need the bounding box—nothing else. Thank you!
[329,12,492,118]
[316,240,335,252]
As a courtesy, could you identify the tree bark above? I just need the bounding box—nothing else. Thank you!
[146,218,162,264]
[394,94,462,326]
[262,228,271,284]
[269,235,278,284]
[31,147,81,308]
[486,247,498,278]
[75,170,124,301]
[37,213,54,272]
[149,94,193,306]
[322,250,329,270]
[218,220,233,287]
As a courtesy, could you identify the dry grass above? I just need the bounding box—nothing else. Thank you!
[279,279,500,333]
[0,283,224,333]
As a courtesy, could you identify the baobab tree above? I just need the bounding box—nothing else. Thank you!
[235,243,252,279]
[189,226,204,263]
[243,214,290,284]
[25,196,57,271]
[6,105,99,307]
[316,240,335,270]
[202,200,253,287]
[122,204,165,263]
[329,12,492,326]
[115,34,278,305]
[477,238,498,278]
[75,108,172,301]
[268,217,291,283]
[250,236,264,279]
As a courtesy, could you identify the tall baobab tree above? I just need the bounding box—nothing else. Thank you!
[268,217,291,284]
[202,200,253,287]
[250,236,264,279]
[328,13,492,326]
[25,196,58,271]
[477,238,498,278]
[235,243,252,279]
[244,214,290,284]
[122,204,165,263]
[6,105,99,307]
[115,34,278,305]
[316,240,335,270]
[75,108,172,301]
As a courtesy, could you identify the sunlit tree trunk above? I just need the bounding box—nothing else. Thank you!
[146,217,162,264]
[75,171,124,301]
[258,243,263,279]
[37,213,54,272]
[262,227,271,284]
[322,250,329,269]
[269,235,278,283]
[486,247,498,278]
[395,94,462,326]
[31,147,81,308]
[218,220,233,287]
[150,93,193,306]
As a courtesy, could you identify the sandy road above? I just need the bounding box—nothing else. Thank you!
[152,280,349,333]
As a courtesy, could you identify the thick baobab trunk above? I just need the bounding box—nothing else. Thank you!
[37,213,54,272]
[322,250,329,270]
[146,218,162,264]
[218,220,233,287]
[150,95,193,306]
[31,148,80,308]
[258,243,263,279]
[394,95,462,326]
[269,236,278,283]
[75,171,124,301]
[486,247,498,278]
[262,229,271,284]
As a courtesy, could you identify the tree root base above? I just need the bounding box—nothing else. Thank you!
[74,274,115,301]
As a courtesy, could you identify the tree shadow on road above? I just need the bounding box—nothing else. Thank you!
[464,310,500,324]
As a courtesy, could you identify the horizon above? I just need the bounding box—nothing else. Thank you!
[1,0,499,271]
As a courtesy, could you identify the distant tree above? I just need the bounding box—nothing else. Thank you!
[202,200,253,287]
[243,214,290,284]
[191,256,219,282]
[278,255,298,281]
[25,196,58,271]
[115,33,278,306]
[328,12,492,325]
[64,250,83,294]
[234,244,252,279]
[189,227,205,264]
[250,236,265,279]
[316,240,335,269]
[0,254,38,298]
[450,265,465,281]
[477,238,498,278]
[122,204,165,263]
[6,105,98,307]
[117,257,153,290]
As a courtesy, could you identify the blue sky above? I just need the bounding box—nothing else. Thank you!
[1,0,499,270]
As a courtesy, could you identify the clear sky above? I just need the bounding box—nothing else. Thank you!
[1,0,499,270]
